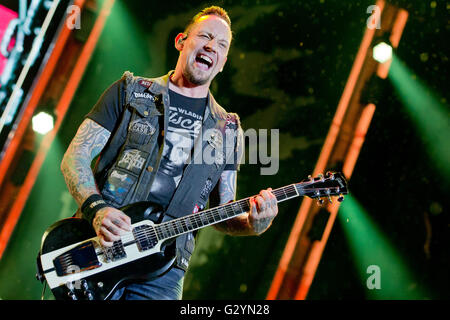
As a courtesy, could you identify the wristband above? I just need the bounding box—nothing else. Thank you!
[81,194,109,225]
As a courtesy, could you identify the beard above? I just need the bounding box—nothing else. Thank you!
[183,61,213,86]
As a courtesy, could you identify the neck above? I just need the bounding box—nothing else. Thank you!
[169,70,210,98]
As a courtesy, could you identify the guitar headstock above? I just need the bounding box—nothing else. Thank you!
[297,172,348,204]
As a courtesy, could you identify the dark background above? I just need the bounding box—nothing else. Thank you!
[0,0,447,299]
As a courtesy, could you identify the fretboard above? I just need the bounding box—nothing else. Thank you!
[153,183,301,241]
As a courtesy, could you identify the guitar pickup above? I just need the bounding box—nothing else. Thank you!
[53,241,101,277]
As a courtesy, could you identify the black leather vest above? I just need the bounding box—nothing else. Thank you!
[92,71,242,271]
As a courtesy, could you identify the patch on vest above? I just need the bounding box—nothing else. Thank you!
[128,119,156,136]
[133,92,155,100]
[138,79,153,88]
[207,129,223,149]
[192,204,204,214]
[117,149,148,174]
[103,169,137,205]
[214,149,225,167]
[200,178,213,201]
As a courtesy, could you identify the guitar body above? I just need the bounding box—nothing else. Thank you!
[39,202,176,300]
[38,172,348,300]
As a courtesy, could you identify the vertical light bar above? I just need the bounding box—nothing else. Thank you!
[266,0,384,300]
[294,103,376,299]
[376,9,408,79]
[0,0,116,259]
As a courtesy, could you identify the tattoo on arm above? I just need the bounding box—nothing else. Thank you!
[213,170,253,235]
[61,119,111,206]
[218,170,237,205]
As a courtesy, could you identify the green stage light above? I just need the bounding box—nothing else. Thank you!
[373,42,392,63]
[338,195,428,299]
[32,111,54,135]
[388,54,450,182]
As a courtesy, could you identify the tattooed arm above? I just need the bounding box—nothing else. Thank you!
[61,118,130,246]
[61,119,110,206]
[211,170,279,236]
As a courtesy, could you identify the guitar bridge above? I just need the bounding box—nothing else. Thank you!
[102,240,127,262]
[53,241,101,277]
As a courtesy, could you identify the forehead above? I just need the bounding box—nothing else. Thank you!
[190,15,231,40]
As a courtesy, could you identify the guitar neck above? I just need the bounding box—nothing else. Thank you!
[153,184,301,241]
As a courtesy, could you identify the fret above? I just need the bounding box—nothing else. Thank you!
[154,227,163,239]
[200,214,207,226]
[168,224,176,237]
[207,213,215,224]
[275,187,288,201]
[237,201,245,213]
[240,199,250,212]
[175,220,183,233]
[156,184,303,241]
[286,184,299,198]
[210,212,219,223]
[181,219,188,232]
[217,207,228,219]
[191,216,200,229]
[143,174,348,243]
[185,218,193,231]
[231,202,241,215]
[157,225,165,238]
[275,185,299,203]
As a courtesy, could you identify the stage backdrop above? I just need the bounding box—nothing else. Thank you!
[0,0,447,299]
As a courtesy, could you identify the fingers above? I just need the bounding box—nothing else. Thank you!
[119,213,132,228]
[94,207,132,246]
[111,214,132,232]
[247,188,278,235]
[99,226,120,246]
[253,189,277,214]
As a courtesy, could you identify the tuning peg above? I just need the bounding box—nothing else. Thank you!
[326,171,334,179]
[337,194,344,202]
[327,195,333,203]
[317,198,324,206]
[308,175,313,181]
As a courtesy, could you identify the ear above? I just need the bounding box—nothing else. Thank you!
[175,33,187,51]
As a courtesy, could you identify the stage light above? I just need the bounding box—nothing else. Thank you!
[372,42,392,63]
[32,111,54,134]
[388,54,450,182]
[339,195,427,299]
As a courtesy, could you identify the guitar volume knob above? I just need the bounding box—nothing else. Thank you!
[84,290,94,300]
[81,279,89,290]
[67,290,77,300]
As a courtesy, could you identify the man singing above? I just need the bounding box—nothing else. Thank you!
[61,6,278,300]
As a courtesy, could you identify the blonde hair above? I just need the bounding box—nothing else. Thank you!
[184,6,232,40]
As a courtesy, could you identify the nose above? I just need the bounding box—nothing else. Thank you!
[204,38,218,53]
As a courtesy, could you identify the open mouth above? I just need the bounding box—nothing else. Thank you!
[195,53,213,70]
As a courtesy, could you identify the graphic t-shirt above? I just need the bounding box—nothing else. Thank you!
[86,79,238,209]
[146,89,207,208]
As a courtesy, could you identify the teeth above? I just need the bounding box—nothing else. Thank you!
[198,54,213,65]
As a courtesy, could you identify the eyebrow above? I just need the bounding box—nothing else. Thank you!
[198,31,230,46]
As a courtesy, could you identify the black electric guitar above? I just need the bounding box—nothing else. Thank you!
[37,172,348,300]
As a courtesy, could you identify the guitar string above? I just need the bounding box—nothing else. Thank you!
[116,185,299,246]
[139,186,293,238]
[104,184,341,251]
[115,185,301,246]
[62,182,339,261]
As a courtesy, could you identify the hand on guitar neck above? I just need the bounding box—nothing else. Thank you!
[247,188,278,235]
